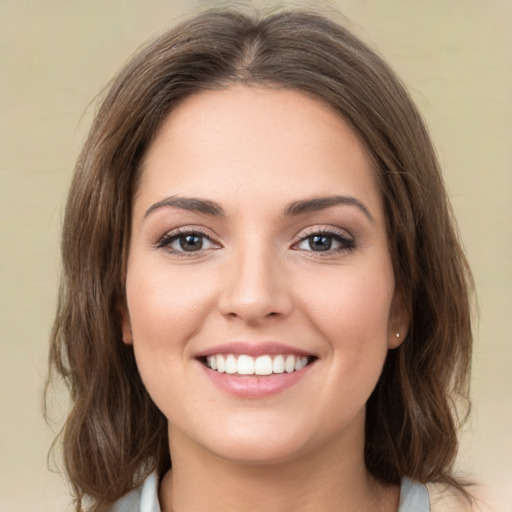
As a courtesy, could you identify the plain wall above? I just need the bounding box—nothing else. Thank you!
[0,1,510,511]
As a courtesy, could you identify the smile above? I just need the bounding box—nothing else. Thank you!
[196,342,318,397]
[205,354,312,375]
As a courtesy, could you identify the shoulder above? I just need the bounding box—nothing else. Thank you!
[108,471,161,512]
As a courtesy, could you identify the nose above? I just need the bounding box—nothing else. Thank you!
[218,244,293,325]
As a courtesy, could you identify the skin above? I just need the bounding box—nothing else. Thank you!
[122,86,408,512]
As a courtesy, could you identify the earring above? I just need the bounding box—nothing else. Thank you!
[396,332,400,339]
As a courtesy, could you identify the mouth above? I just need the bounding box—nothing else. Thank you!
[199,353,316,376]
[195,343,318,398]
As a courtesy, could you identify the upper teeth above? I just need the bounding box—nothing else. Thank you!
[206,354,310,375]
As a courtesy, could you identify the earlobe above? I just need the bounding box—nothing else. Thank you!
[388,291,410,349]
[389,330,404,349]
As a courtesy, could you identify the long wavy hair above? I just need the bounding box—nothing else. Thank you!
[46,8,474,511]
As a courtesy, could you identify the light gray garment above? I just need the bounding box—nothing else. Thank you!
[398,478,430,511]
[109,471,160,512]
[109,471,430,512]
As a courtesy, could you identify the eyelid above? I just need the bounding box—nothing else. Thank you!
[154,225,222,252]
[293,225,353,242]
[291,225,355,253]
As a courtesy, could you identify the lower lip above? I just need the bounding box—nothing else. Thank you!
[199,361,315,398]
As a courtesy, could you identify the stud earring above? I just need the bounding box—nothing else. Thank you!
[396,332,400,339]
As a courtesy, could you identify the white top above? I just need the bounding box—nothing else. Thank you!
[109,471,430,512]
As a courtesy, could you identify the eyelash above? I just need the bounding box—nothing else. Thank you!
[155,227,355,256]
[292,227,355,255]
[155,227,220,257]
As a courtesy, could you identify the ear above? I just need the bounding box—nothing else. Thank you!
[119,301,133,345]
[388,289,410,349]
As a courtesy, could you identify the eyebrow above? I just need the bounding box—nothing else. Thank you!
[144,196,226,218]
[144,194,374,222]
[284,195,375,222]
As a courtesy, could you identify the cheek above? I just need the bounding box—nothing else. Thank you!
[124,260,215,367]
[123,261,219,421]
[303,262,393,332]
[298,262,394,376]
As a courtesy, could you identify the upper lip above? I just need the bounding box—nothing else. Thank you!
[195,342,315,358]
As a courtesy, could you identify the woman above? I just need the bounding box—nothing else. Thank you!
[47,8,474,512]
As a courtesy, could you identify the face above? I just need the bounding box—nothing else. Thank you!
[122,86,406,465]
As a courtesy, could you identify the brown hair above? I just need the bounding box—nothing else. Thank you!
[47,8,473,511]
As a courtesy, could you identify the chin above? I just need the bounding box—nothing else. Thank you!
[191,416,320,466]
[212,437,310,467]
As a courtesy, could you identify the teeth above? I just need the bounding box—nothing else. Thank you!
[237,354,255,375]
[285,354,296,373]
[272,355,285,374]
[225,354,237,374]
[205,354,311,375]
[216,354,225,373]
[254,355,273,375]
[295,356,308,371]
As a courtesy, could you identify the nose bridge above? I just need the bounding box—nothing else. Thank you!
[219,236,292,323]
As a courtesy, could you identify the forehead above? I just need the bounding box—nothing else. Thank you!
[136,86,382,219]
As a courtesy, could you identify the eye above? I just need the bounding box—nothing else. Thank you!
[294,230,355,253]
[156,230,220,254]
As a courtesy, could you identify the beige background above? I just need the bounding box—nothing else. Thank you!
[0,1,510,511]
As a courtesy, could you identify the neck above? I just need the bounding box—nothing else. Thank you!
[159,415,399,512]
